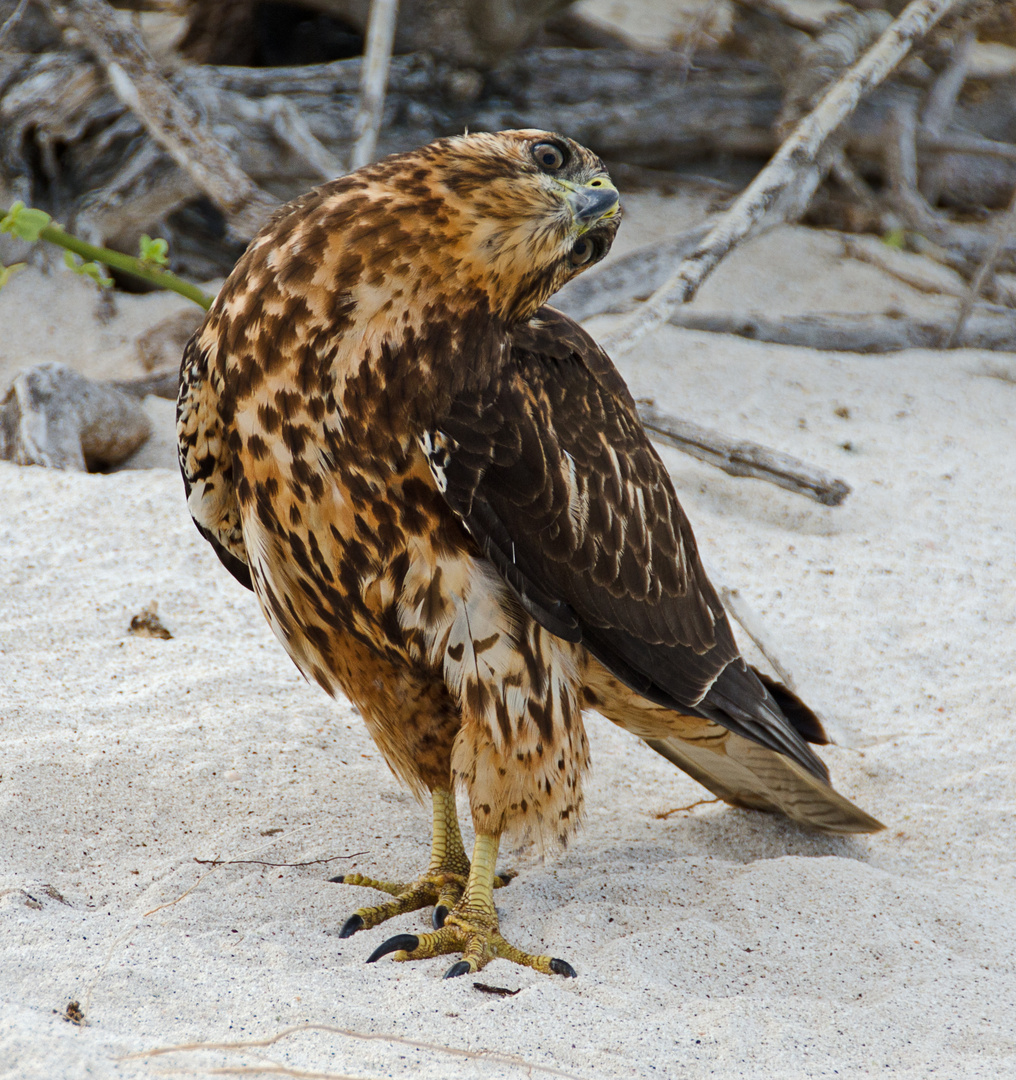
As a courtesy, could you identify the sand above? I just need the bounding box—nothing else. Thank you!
[2,196,1015,1079]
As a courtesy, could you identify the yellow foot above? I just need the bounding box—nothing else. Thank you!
[330,788,513,937]
[365,908,577,980]
[333,868,516,936]
[363,832,576,979]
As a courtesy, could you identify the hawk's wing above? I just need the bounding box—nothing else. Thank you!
[177,334,254,593]
[423,306,828,781]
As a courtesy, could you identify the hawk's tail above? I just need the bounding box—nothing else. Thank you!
[585,663,884,835]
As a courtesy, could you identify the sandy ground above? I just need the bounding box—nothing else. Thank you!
[2,193,1016,1079]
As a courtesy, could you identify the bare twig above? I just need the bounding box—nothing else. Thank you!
[841,234,966,297]
[601,0,964,358]
[472,982,521,997]
[41,0,277,239]
[946,181,1016,345]
[713,579,849,748]
[883,97,1016,275]
[637,403,852,506]
[654,797,720,820]
[349,0,400,170]
[122,1023,589,1080]
[193,852,367,869]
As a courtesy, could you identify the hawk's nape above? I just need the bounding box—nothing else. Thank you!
[177,129,883,980]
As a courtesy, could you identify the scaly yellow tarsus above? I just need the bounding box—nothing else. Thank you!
[336,790,513,936]
[368,833,577,978]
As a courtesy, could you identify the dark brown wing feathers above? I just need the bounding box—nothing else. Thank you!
[429,306,829,781]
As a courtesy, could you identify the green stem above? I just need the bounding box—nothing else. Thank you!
[21,217,214,310]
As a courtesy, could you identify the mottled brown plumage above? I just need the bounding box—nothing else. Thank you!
[178,129,881,979]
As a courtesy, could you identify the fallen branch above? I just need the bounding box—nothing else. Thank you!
[662,306,1016,352]
[718,586,802,692]
[636,402,851,506]
[41,0,277,239]
[601,0,965,358]
[348,0,400,170]
[113,369,183,400]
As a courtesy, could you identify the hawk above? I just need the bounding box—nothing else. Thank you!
[177,129,882,980]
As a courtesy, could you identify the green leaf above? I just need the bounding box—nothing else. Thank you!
[139,233,169,266]
[0,262,26,289]
[63,249,113,288]
[882,227,907,250]
[0,201,53,243]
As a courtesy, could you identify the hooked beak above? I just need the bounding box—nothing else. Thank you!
[561,178,620,232]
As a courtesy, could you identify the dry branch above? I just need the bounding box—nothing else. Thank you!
[349,0,399,170]
[662,306,1016,352]
[6,26,1016,264]
[636,403,851,506]
[600,0,966,358]
[41,0,277,239]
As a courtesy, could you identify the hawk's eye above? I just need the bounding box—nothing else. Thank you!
[532,142,567,171]
[570,238,595,266]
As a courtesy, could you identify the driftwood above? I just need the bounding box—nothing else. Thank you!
[5,0,1016,267]
[661,306,1016,353]
[348,0,399,170]
[0,362,151,470]
[601,0,967,358]
[41,0,277,241]
[557,225,1016,350]
[637,403,851,507]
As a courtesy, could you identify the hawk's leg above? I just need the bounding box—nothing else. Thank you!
[366,832,577,979]
[333,788,513,937]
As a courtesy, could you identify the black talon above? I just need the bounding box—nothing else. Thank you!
[495,870,517,887]
[328,874,345,883]
[432,905,449,929]
[366,933,419,964]
[339,914,364,938]
[444,961,472,979]
[550,958,577,978]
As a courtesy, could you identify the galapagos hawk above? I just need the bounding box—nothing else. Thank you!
[177,129,882,980]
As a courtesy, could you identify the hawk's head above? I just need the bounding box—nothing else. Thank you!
[367,129,621,323]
